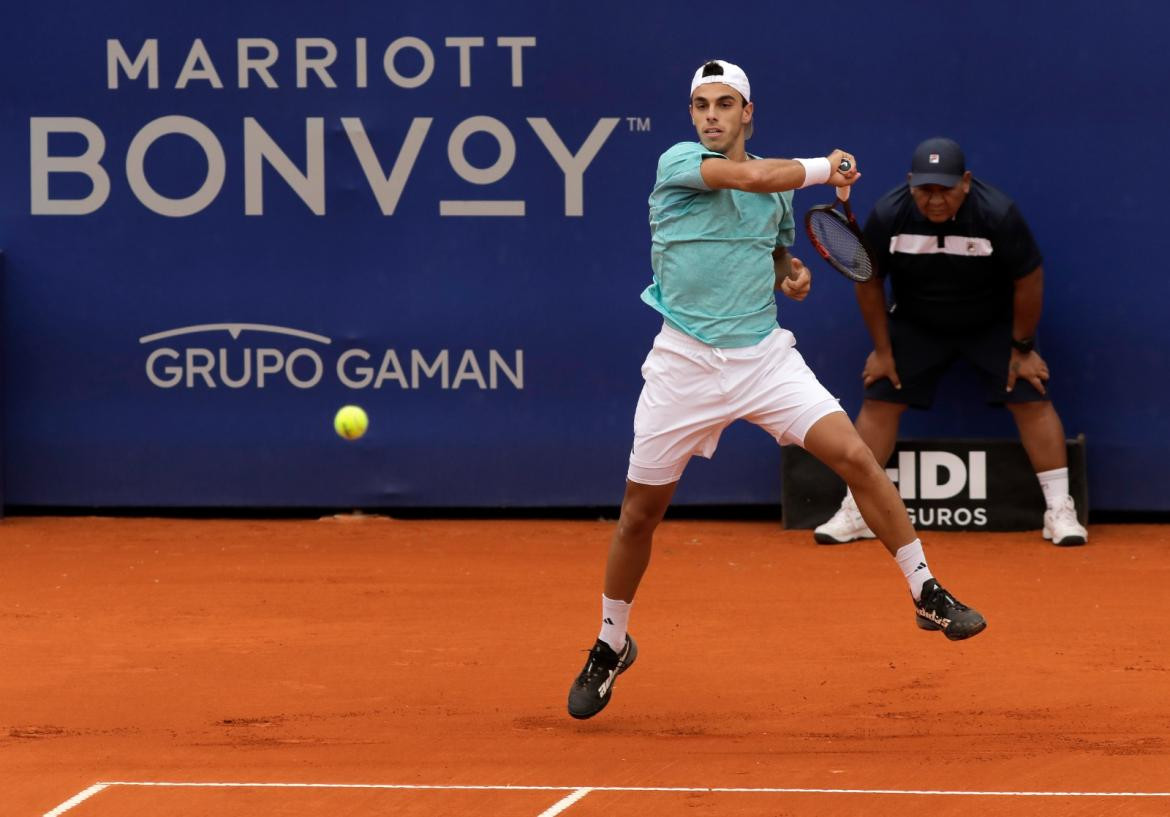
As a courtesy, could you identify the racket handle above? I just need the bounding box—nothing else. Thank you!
[833,158,854,201]
[836,159,853,200]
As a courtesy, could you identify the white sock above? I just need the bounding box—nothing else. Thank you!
[895,539,933,601]
[598,594,631,653]
[1036,467,1069,511]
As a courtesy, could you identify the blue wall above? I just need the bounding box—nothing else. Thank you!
[0,1,1165,510]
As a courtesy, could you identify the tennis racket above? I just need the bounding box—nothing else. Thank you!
[803,160,877,283]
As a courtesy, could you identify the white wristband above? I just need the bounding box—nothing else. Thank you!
[797,157,831,188]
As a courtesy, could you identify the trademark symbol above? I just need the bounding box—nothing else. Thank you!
[626,116,651,132]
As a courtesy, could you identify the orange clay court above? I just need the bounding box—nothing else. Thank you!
[2,516,1169,817]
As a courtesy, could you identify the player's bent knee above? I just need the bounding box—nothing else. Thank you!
[837,440,882,483]
[617,481,675,537]
[616,505,666,544]
[616,515,658,543]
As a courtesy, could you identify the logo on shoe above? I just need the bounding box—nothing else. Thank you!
[597,669,617,697]
[918,607,952,628]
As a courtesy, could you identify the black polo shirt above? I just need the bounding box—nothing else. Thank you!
[862,178,1042,334]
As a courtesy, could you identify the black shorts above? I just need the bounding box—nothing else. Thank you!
[865,319,1049,408]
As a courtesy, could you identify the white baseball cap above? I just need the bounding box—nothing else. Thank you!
[690,60,753,139]
[690,60,751,103]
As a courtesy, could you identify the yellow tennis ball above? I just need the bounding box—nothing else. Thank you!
[334,405,369,441]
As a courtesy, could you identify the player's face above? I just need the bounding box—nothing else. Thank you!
[909,173,972,222]
[689,85,752,154]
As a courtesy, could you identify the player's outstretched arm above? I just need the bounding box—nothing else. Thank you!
[700,149,859,193]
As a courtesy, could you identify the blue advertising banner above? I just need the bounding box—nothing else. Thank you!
[0,1,1166,509]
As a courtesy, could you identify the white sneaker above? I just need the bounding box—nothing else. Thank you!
[1043,495,1088,546]
[814,494,877,545]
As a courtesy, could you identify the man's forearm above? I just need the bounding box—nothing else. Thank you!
[701,150,854,193]
[722,158,808,193]
[1013,267,1044,340]
[855,279,891,349]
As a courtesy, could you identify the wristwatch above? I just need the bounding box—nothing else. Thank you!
[1011,336,1035,354]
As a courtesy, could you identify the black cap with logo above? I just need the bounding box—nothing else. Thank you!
[909,137,966,187]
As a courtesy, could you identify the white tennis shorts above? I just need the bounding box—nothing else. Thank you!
[627,323,843,485]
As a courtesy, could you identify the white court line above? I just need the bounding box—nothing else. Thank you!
[94,781,1170,797]
[39,779,1170,817]
[39,780,1170,817]
[42,785,107,817]
[536,787,593,816]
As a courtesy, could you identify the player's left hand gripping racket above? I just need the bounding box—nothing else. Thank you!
[803,160,877,283]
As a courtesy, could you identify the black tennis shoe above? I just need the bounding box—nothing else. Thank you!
[567,635,637,719]
[914,579,986,641]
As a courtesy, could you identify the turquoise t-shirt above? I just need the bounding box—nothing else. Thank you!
[642,141,796,348]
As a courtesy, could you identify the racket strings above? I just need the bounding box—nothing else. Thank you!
[808,211,874,282]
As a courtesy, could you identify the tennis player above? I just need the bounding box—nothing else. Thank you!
[567,61,986,721]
